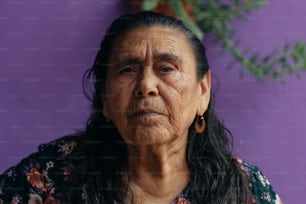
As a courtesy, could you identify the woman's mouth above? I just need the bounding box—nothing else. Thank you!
[132,110,160,117]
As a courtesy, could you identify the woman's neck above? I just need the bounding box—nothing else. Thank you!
[126,140,190,203]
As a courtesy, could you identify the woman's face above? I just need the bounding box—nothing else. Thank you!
[103,25,210,146]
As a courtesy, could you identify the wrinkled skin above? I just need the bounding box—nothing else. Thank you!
[103,26,211,147]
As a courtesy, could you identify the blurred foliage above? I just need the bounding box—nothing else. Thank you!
[140,0,306,81]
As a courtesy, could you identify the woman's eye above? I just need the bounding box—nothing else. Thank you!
[119,67,136,74]
[160,66,174,73]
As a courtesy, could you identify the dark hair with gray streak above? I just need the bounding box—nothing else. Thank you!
[67,11,251,204]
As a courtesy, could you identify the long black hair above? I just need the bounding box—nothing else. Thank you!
[67,11,251,204]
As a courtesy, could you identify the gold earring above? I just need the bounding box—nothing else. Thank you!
[195,115,205,134]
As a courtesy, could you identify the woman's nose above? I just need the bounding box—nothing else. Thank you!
[134,68,159,98]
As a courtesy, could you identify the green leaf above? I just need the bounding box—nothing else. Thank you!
[142,0,159,11]
[296,42,305,54]
[169,0,204,39]
[291,52,299,63]
[196,12,212,21]
[257,0,267,6]
[220,5,230,11]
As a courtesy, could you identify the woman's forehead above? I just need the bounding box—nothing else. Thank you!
[110,26,192,61]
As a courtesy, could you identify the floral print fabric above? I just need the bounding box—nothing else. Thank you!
[0,135,282,204]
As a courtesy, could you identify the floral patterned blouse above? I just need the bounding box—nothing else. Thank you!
[0,135,282,204]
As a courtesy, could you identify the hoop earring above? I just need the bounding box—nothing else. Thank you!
[195,115,205,134]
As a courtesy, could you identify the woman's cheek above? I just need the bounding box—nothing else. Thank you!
[160,69,183,84]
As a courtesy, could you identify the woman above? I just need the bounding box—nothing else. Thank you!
[0,12,282,204]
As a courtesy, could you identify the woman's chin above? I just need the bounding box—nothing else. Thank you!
[125,128,175,146]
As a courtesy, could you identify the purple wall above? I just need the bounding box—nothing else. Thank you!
[0,0,305,203]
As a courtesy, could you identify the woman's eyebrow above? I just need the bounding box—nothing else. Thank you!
[153,53,182,62]
[117,57,144,66]
[117,53,182,66]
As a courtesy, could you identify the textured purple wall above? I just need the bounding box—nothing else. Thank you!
[0,0,305,203]
[204,1,306,203]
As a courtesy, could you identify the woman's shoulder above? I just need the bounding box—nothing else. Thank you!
[234,158,283,204]
[37,133,82,158]
[0,133,84,203]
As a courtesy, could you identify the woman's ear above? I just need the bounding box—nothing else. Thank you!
[196,70,211,115]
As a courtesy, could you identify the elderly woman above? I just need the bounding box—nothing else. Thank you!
[0,12,282,204]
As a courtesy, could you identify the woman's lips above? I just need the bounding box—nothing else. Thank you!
[132,110,160,117]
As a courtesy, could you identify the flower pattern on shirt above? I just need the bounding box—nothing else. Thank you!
[0,135,283,203]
